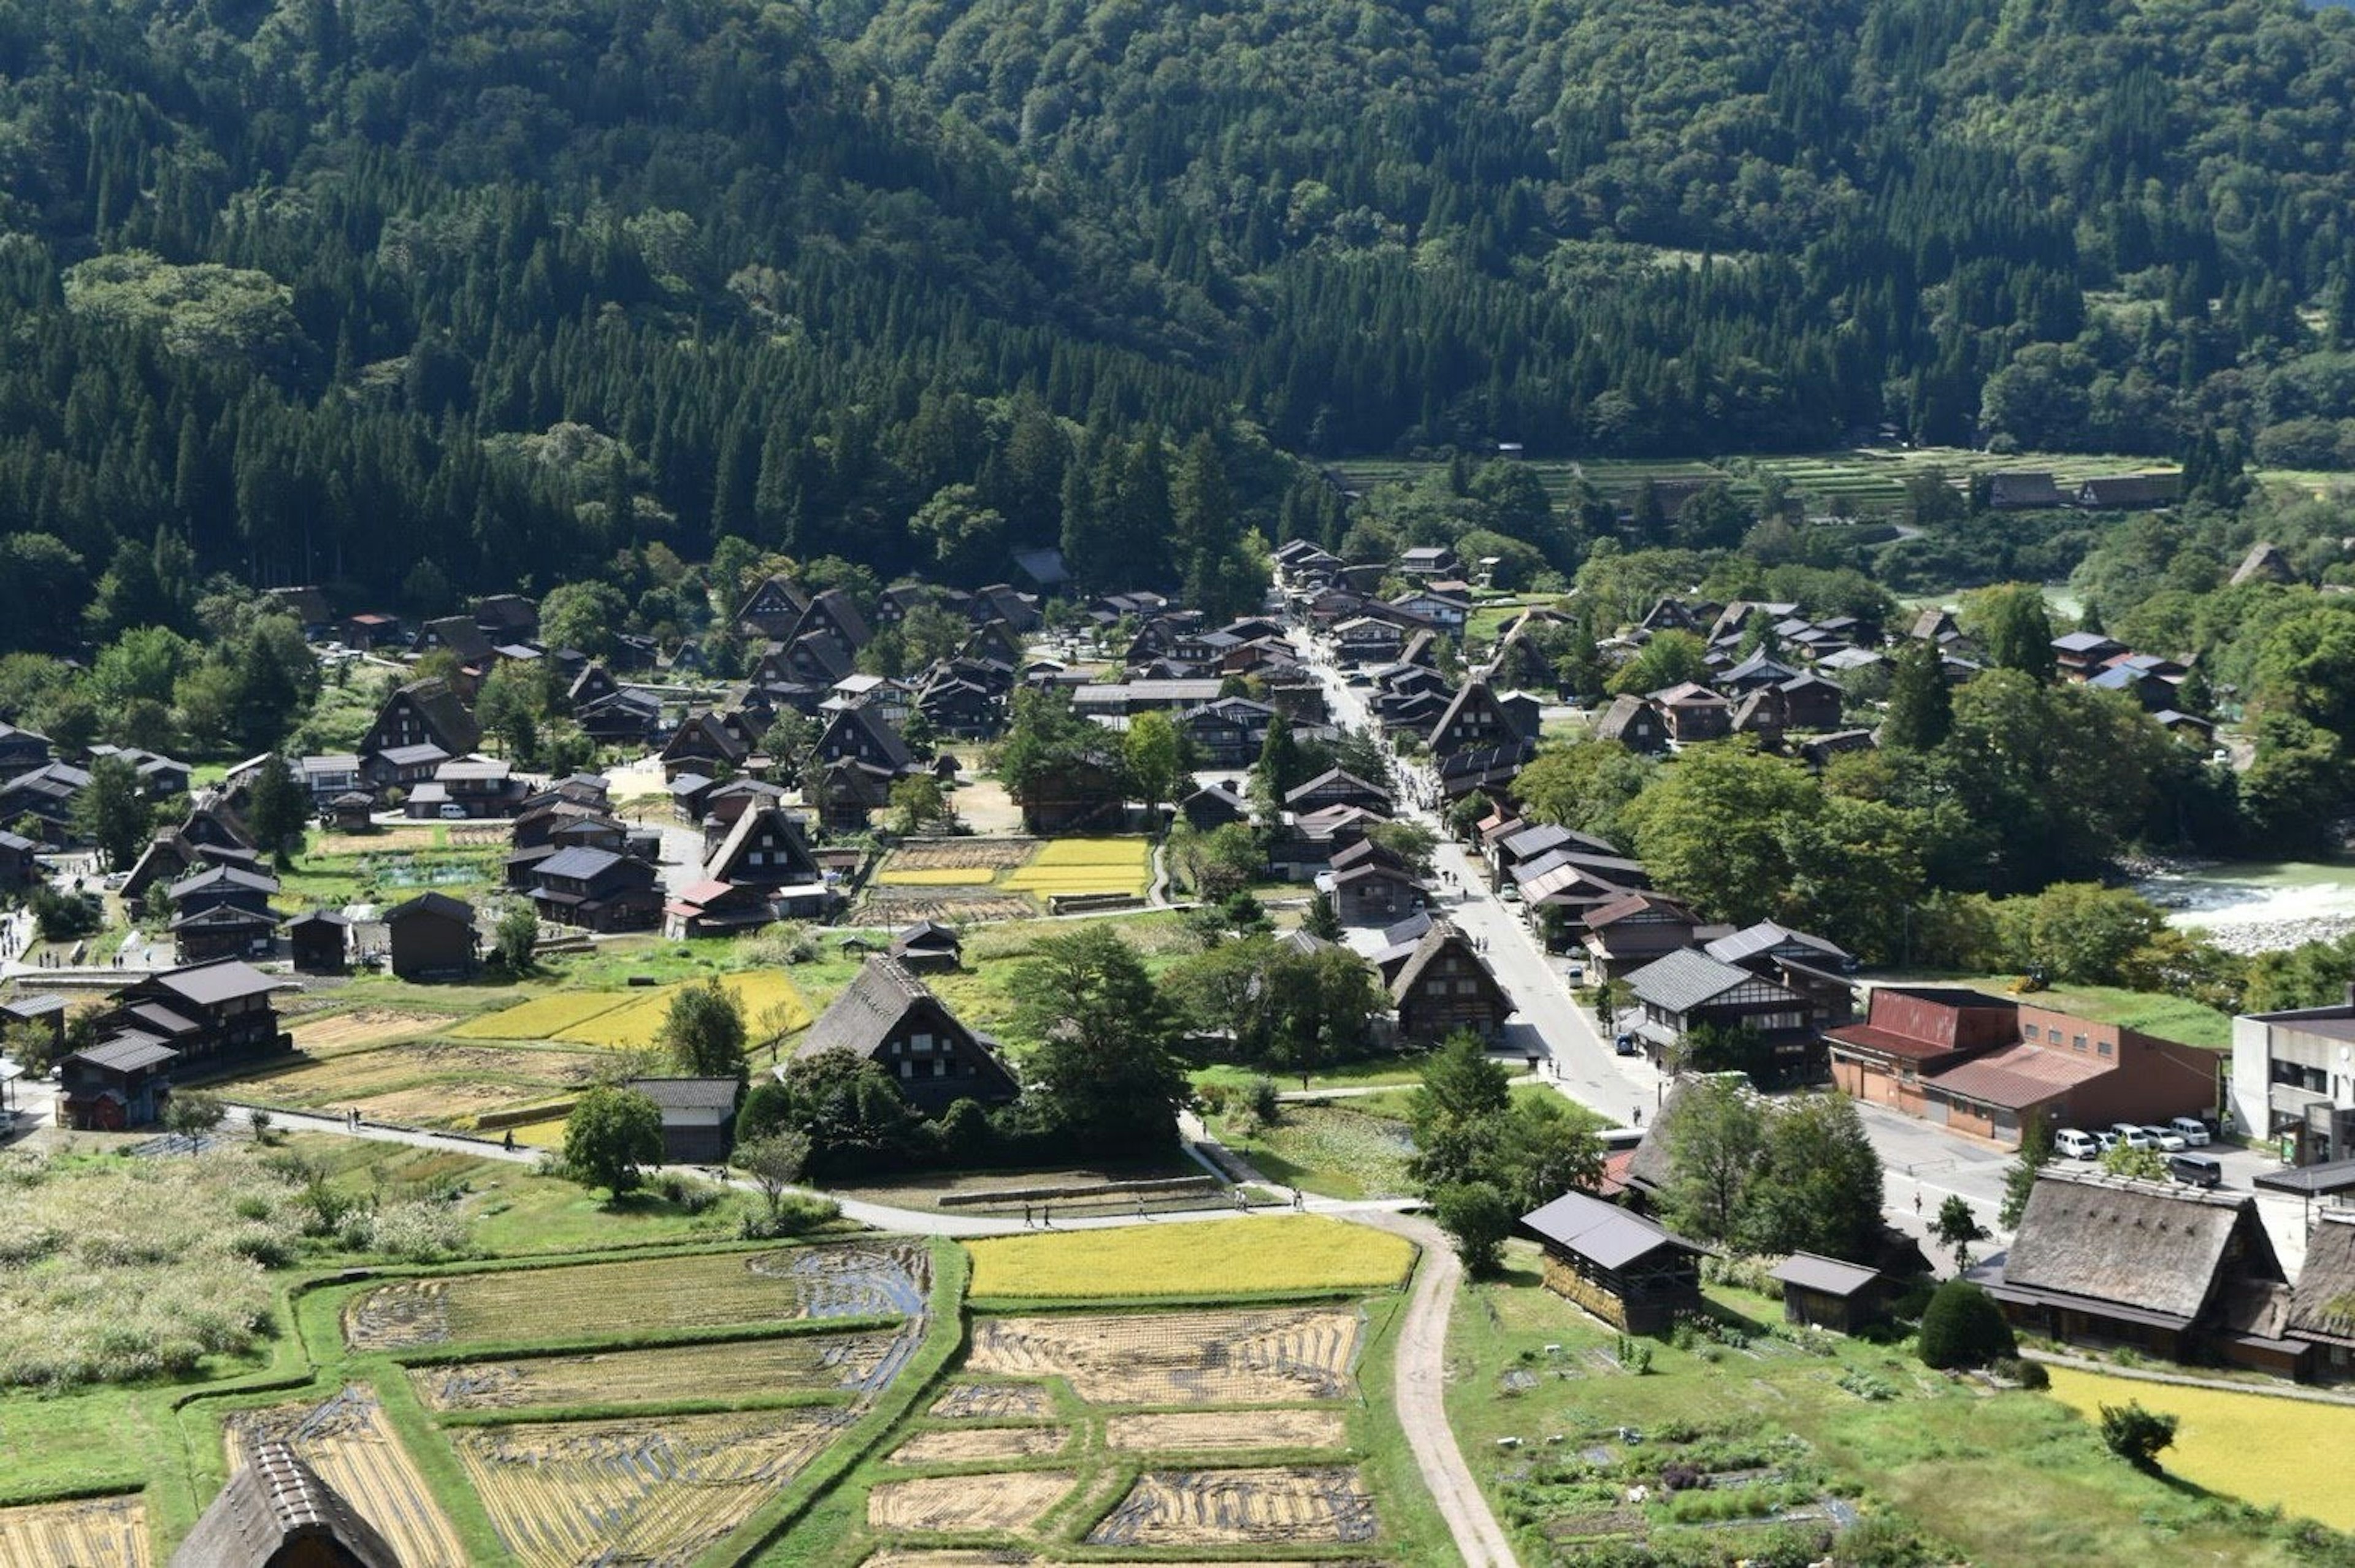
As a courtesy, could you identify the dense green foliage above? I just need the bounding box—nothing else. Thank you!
[7,0,2355,625]
[1917,1279,2015,1371]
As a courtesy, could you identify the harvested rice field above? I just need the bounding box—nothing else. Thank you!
[857,888,1038,925]
[410,1328,919,1412]
[878,839,1040,876]
[288,1008,458,1054]
[965,1307,1362,1405]
[1086,1466,1377,1547]
[2043,1366,2355,1529]
[966,1215,1415,1299]
[0,1495,148,1568]
[345,1242,931,1350]
[1105,1409,1348,1452]
[866,1470,1077,1533]
[929,1383,1055,1421]
[451,972,811,1047]
[887,1426,1071,1465]
[868,836,1151,906]
[224,1386,466,1568]
[224,1041,603,1123]
[455,1407,847,1567]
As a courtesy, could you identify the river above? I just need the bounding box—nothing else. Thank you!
[2134,860,2355,954]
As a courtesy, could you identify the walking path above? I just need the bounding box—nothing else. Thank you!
[1355,1209,1522,1568]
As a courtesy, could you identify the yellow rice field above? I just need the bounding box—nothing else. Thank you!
[965,1217,1415,1301]
[875,868,998,886]
[447,993,631,1040]
[451,973,811,1048]
[2043,1366,2355,1529]
[1001,838,1152,898]
[0,1496,148,1568]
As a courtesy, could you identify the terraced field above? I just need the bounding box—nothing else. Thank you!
[410,1328,919,1412]
[451,972,811,1047]
[965,1307,1362,1406]
[0,1496,149,1568]
[345,1242,931,1350]
[455,1407,848,1567]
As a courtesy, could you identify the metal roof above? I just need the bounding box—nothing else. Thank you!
[1770,1251,1881,1298]
[77,1035,181,1073]
[1625,949,1793,1015]
[1520,1190,1702,1271]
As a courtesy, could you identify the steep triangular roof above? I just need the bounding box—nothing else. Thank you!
[172,1440,399,1568]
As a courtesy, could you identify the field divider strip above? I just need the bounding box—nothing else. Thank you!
[432,1390,860,1428]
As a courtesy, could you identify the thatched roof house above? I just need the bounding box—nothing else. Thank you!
[2288,1213,2355,1372]
[1982,1169,2304,1375]
[171,1440,399,1568]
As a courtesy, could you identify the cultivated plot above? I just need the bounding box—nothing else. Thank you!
[450,973,811,1047]
[409,1327,917,1412]
[224,1386,466,1568]
[1086,1466,1378,1547]
[1105,1409,1349,1453]
[965,1307,1361,1405]
[345,1242,931,1350]
[0,1495,148,1568]
[455,1407,846,1568]
[866,1470,1077,1533]
[288,1008,459,1055]
[927,1383,1056,1421]
[887,1426,1071,1464]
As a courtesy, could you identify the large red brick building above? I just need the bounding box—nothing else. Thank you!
[1826,987,2218,1146]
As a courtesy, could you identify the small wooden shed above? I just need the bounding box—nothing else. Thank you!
[287,909,350,974]
[1769,1251,1888,1333]
[1520,1190,1706,1335]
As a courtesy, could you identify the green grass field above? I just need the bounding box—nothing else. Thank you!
[1449,1245,2329,1565]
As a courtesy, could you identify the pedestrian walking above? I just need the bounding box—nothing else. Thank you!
[1913,1190,1923,1216]
[1022,1203,1032,1229]
[1040,1203,1051,1229]
[1632,1106,1642,1127]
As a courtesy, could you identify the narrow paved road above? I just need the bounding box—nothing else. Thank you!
[1355,1209,1521,1568]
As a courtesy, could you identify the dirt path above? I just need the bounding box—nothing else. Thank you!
[1352,1209,1519,1568]
[1189,1112,1518,1568]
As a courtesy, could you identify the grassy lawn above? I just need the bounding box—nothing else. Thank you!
[1992,977,2234,1050]
[1211,1101,1419,1200]
[1449,1243,2324,1565]
[1192,1054,1436,1094]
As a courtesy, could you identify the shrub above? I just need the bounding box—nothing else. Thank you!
[1917,1279,2015,1369]
[1245,1074,1281,1122]
[736,1193,840,1239]
[1991,1355,2049,1390]
[2099,1401,2178,1470]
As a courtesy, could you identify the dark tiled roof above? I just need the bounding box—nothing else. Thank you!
[1521,1189,1703,1270]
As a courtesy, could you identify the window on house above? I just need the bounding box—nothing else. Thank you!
[2073,1034,2087,1052]
[2097,1040,2113,1057]
[2047,1027,2062,1044]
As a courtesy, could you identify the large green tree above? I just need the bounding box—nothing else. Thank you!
[1013,926,1188,1154]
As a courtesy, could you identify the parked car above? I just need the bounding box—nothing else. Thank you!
[2091,1130,2120,1153]
[2110,1123,2159,1150]
[2054,1128,2100,1161]
[2167,1152,2223,1188]
[1614,1033,1638,1057]
[2141,1124,2188,1152]
[437,803,469,820]
[2167,1116,2213,1147]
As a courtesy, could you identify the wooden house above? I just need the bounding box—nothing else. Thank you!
[288,909,348,973]
[1769,1253,1890,1333]
[1985,1169,2303,1375]
[1284,768,1393,817]
[703,806,830,917]
[528,847,660,932]
[735,574,811,641]
[1592,695,1669,755]
[1652,683,1733,743]
[787,955,1020,1115]
[662,878,775,941]
[1622,948,1812,1078]
[1520,1190,1706,1334]
[58,1035,180,1130]
[2286,1214,2355,1378]
[94,960,284,1076]
[359,679,481,766]
[1390,921,1511,1042]
[1017,749,1128,834]
[1580,893,1701,978]
[170,1440,399,1568]
[624,1077,741,1164]
[887,920,963,974]
[1180,783,1250,832]
[1331,855,1424,929]
[383,892,477,980]
[1426,679,1523,760]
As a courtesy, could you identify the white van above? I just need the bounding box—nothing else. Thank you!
[2167,1116,2212,1147]
[2054,1128,2100,1161]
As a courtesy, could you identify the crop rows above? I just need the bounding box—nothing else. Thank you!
[866,1470,1077,1533]
[0,1496,149,1568]
[410,1326,918,1411]
[454,1408,846,1567]
[345,1242,930,1350]
[965,1307,1361,1406]
[1086,1466,1377,1547]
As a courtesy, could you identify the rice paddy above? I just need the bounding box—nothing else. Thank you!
[868,836,1152,911]
[1087,1466,1378,1547]
[409,1328,919,1412]
[454,1407,849,1567]
[448,971,811,1047]
[345,1242,932,1350]
[0,1496,148,1568]
[965,1307,1364,1406]
[965,1215,1415,1301]
[2042,1366,2355,1529]
[866,1470,1078,1533]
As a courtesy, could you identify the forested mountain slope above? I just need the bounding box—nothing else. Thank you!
[1,0,2353,606]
